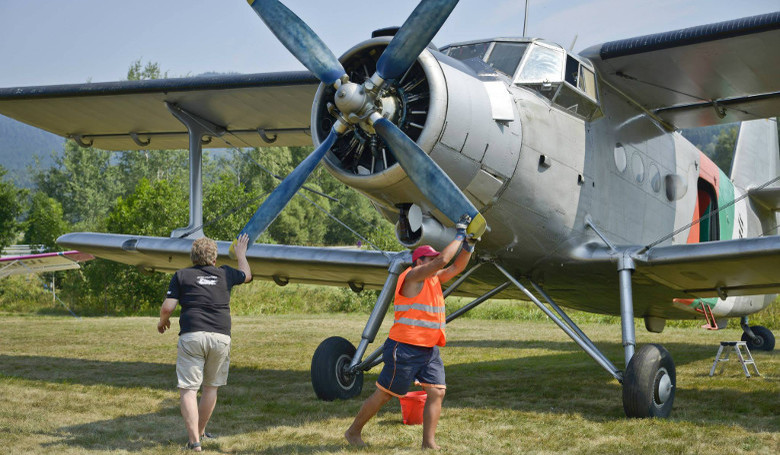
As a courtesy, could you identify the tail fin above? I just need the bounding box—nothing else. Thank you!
[730,118,779,190]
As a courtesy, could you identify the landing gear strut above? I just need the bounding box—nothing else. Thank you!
[616,252,676,418]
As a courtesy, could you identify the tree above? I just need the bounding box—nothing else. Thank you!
[710,125,738,173]
[23,192,69,251]
[34,140,123,231]
[106,178,188,236]
[127,59,168,80]
[74,178,189,314]
[0,166,26,250]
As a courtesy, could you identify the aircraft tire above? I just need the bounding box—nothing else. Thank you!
[311,336,363,401]
[741,325,775,352]
[622,344,676,418]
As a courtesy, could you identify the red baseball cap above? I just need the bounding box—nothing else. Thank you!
[412,245,440,263]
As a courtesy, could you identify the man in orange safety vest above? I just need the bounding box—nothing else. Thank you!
[345,217,475,449]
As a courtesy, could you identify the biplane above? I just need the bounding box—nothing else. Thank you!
[0,1,778,417]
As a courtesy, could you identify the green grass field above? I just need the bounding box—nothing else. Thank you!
[1,314,777,454]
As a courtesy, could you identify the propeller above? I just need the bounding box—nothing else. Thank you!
[372,115,486,238]
[247,0,346,86]
[375,0,459,81]
[236,0,484,255]
[234,128,339,248]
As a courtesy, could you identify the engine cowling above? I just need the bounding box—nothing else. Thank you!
[311,36,522,249]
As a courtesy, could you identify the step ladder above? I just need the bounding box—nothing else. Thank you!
[709,341,760,378]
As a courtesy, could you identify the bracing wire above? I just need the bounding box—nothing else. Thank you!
[641,174,780,253]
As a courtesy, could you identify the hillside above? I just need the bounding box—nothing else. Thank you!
[0,114,63,188]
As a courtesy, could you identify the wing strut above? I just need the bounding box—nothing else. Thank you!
[165,102,226,239]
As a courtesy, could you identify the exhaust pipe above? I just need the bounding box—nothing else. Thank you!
[396,204,456,251]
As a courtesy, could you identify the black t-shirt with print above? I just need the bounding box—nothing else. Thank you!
[167,265,246,336]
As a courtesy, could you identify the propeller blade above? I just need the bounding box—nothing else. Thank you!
[236,129,339,245]
[247,0,346,85]
[375,0,459,81]
[373,117,486,238]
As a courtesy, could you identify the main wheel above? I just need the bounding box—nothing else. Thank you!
[741,325,775,352]
[622,344,676,418]
[311,336,363,401]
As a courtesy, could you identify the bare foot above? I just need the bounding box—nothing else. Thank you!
[345,429,366,447]
[422,441,441,450]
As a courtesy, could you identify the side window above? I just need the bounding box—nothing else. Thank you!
[565,56,579,87]
[579,66,597,100]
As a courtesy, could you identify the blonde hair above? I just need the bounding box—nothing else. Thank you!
[190,237,218,266]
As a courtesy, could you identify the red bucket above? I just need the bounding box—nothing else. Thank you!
[399,390,427,425]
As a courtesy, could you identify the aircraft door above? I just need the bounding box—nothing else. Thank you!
[693,178,720,242]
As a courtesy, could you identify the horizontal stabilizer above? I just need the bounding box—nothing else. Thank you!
[748,186,780,211]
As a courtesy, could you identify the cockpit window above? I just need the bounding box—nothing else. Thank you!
[486,42,529,77]
[579,66,597,100]
[446,42,489,62]
[516,44,564,83]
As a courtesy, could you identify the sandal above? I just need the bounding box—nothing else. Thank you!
[184,441,202,451]
[201,432,217,440]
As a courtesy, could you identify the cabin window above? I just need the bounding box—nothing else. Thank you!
[631,152,645,183]
[486,42,529,77]
[446,42,490,62]
[649,164,662,192]
[614,143,627,172]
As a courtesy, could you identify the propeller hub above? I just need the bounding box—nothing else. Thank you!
[334,82,373,120]
[377,95,401,124]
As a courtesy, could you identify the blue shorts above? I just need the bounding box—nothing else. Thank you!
[376,338,446,397]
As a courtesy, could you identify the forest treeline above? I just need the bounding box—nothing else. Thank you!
[0,140,400,314]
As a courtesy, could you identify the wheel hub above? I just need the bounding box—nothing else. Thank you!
[334,353,356,390]
[654,367,673,405]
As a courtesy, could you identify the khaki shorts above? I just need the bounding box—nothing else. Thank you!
[177,331,231,390]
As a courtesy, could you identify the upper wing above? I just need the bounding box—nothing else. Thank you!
[0,250,94,278]
[580,12,780,129]
[57,232,405,290]
[0,71,320,151]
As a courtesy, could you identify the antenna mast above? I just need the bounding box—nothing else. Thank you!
[523,0,529,36]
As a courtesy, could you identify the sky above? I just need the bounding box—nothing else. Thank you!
[0,0,778,87]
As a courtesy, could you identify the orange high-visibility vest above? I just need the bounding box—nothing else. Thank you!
[388,267,446,347]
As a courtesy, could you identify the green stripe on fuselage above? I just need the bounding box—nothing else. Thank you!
[718,168,735,240]
[694,297,719,311]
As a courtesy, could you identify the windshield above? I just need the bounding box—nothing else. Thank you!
[516,44,564,83]
[446,42,489,61]
[486,42,529,77]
